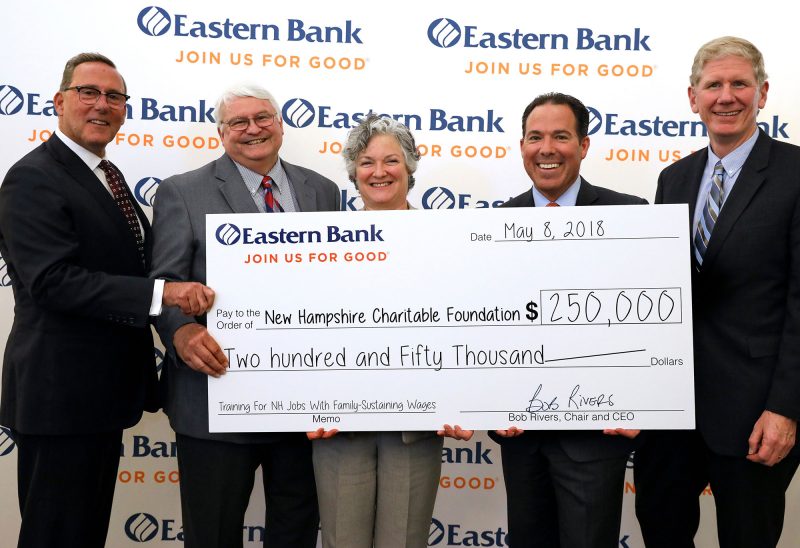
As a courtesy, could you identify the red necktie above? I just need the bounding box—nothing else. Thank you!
[261,175,283,213]
[98,160,144,265]
[546,201,559,207]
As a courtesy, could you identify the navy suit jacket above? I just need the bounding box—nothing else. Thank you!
[0,134,157,435]
[656,130,800,457]
[492,177,647,461]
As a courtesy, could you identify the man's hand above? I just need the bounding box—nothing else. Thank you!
[307,428,339,440]
[603,428,640,439]
[173,323,228,378]
[747,410,797,466]
[163,282,215,316]
[438,425,474,441]
[494,427,525,438]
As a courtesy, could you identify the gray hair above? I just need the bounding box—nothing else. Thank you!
[690,36,768,88]
[215,84,281,130]
[342,114,420,189]
[60,52,126,93]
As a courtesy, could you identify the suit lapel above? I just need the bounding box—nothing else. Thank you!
[703,131,771,268]
[575,177,599,206]
[283,160,315,212]
[46,135,145,267]
[214,155,260,213]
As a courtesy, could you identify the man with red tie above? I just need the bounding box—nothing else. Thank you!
[150,83,340,548]
[0,52,213,548]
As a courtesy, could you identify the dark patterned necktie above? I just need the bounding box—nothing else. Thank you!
[261,175,284,213]
[693,161,725,265]
[98,159,145,265]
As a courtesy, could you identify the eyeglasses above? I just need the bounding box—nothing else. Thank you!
[221,113,278,132]
[63,86,130,108]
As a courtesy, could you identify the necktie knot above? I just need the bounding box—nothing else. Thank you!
[261,175,283,213]
[546,201,559,207]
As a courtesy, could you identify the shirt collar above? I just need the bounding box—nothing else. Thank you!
[54,129,105,171]
[707,128,759,178]
[531,176,581,207]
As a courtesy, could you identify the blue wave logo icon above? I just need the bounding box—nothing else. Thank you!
[134,177,161,207]
[428,518,446,545]
[587,106,602,136]
[0,85,24,115]
[125,513,159,542]
[137,6,171,36]
[215,223,241,246]
[422,186,456,209]
[427,18,461,48]
[0,427,16,457]
[0,252,11,287]
[282,98,315,128]
[154,347,164,374]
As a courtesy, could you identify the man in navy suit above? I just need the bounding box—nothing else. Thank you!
[634,37,800,548]
[0,52,213,548]
[493,92,646,548]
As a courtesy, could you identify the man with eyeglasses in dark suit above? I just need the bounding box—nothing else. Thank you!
[0,52,213,548]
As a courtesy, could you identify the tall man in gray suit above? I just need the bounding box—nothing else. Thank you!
[492,92,646,548]
[150,84,341,548]
[634,36,799,548]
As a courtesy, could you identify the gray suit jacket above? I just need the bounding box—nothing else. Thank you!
[150,154,340,442]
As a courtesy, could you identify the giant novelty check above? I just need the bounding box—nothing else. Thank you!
[206,205,694,432]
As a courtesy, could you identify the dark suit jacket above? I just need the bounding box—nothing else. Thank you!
[0,134,157,435]
[150,154,340,443]
[492,177,647,461]
[656,130,800,457]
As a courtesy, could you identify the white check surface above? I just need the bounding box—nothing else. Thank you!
[206,205,694,432]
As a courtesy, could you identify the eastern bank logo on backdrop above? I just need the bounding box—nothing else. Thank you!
[422,187,508,210]
[0,427,16,456]
[125,513,265,543]
[136,6,363,43]
[427,18,651,51]
[154,347,164,374]
[282,98,504,133]
[125,513,160,542]
[0,85,24,115]
[134,177,161,207]
[428,518,508,547]
[0,252,12,287]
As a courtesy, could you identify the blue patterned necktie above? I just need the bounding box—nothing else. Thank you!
[693,161,725,265]
[261,175,283,213]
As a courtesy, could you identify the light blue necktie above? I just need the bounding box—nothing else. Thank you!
[693,161,725,265]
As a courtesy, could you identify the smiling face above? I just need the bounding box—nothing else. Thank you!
[54,61,126,156]
[520,103,589,202]
[689,55,768,158]
[218,96,284,173]
[355,134,410,210]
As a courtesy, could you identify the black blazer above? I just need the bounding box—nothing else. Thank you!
[656,130,800,457]
[0,134,157,435]
[492,177,647,461]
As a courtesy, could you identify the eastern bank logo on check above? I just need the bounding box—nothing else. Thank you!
[214,222,384,246]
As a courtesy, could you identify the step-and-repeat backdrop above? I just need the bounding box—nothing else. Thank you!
[1,1,798,546]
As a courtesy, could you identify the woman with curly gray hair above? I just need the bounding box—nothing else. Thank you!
[341,113,420,210]
[310,115,469,547]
